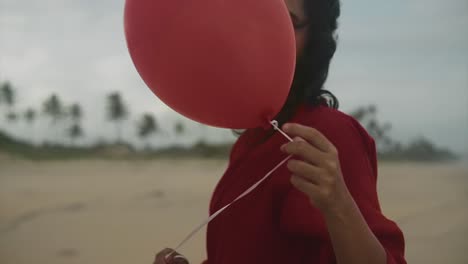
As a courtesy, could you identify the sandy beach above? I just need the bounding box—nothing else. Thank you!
[0,158,467,264]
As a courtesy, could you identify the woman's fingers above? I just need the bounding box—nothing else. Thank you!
[281,138,323,165]
[155,248,174,264]
[290,174,321,198]
[282,123,334,153]
[287,159,321,184]
[154,248,188,264]
[172,255,189,264]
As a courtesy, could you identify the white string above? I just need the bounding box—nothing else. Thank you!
[270,120,294,142]
[166,120,292,259]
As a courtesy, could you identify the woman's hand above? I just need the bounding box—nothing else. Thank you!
[280,123,352,216]
[154,248,189,264]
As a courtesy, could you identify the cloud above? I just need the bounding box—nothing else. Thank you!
[339,0,468,54]
[408,0,468,17]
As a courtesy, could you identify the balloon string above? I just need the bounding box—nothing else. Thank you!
[270,120,294,142]
[166,120,293,260]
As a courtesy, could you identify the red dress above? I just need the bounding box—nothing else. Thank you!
[203,105,406,264]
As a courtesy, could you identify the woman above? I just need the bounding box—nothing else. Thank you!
[155,0,406,263]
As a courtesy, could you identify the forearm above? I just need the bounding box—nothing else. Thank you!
[323,192,386,264]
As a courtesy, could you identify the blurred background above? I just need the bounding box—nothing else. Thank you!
[0,0,467,263]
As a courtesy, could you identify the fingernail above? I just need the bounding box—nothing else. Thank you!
[282,123,290,131]
[293,137,303,142]
[280,144,286,152]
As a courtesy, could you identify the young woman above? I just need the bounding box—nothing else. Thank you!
[155,0,406,263]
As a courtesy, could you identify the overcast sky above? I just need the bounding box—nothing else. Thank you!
[1,0,467,153]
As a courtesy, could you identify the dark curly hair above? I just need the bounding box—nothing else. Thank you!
[233,0,340,137]
[274,0,341,126]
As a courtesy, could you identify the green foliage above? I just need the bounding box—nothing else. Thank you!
[0,128,230,160]
[43,94,64,123]
[106,92,128,142]
[350,105,458,162]
[69,103,83,121]
[1,81,17,122]
[1,81,15,107]
[24,108,36,123]
[68,124,83,139]
[379,136,458,162]
[350,105,393,149]
[7,112,18,122]
[107,92,127,122]
[175,121,185,135]
[138,113,158,138]
[0,79,459,162]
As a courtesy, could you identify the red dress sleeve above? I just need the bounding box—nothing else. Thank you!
[277,109,406,263]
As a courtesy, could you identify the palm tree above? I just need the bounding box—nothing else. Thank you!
[43,94,63,123]
[69,103,83,123]
[24,108,36,124]
[352,105,394,153]
[138,113,158,148]
[43,94,64,142]
[7,112,18,122]
[1,81,16,121]
[175,121,185,135]
[367,104,377,115]
[106,92,128,143]
[67,103,84,145]
[68,123,83,145]
[349,106,367,122]
[24,108,37,144]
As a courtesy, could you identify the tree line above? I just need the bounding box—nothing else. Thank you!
[0,81,186,146]
[348,105,457,161]
[0,80,458,161]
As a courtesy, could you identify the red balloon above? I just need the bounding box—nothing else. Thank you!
[124,0,295,129]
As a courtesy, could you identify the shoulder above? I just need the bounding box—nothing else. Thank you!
[292,105,378,177]
[292,105,373,148]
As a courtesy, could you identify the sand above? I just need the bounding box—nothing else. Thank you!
[0,158,467,264]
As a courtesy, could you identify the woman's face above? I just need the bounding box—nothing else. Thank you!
[284,0,308,57]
